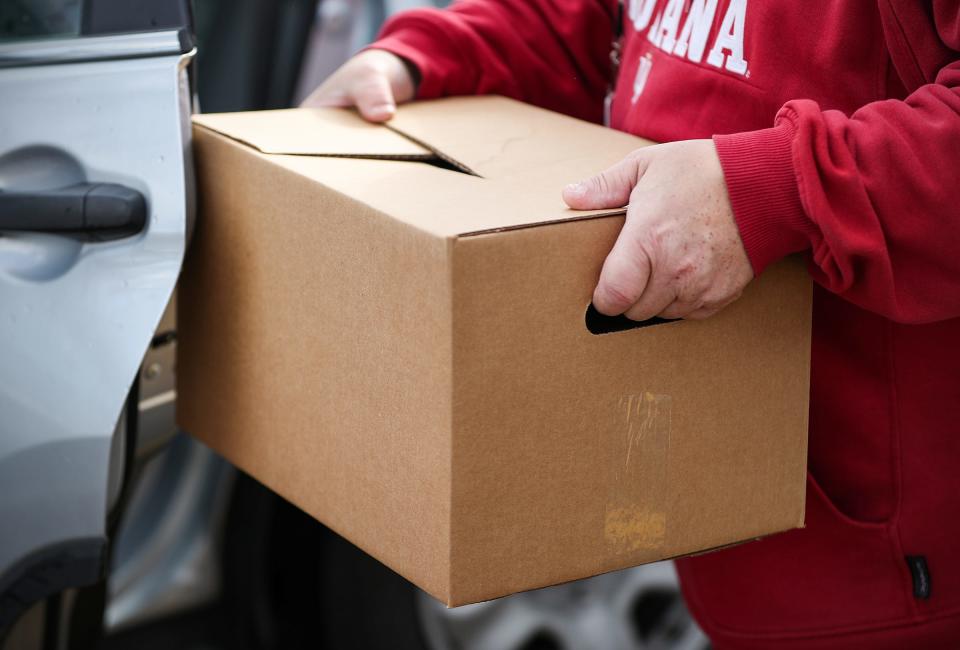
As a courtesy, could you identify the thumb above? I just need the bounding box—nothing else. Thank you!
[562,150,648,210]
[350,73,397,123]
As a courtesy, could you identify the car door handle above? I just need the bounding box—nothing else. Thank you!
[0,182,147,241]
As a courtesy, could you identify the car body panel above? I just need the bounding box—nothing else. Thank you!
[0,30,192,622]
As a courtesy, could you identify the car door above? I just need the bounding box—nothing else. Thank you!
[0,0,193,638]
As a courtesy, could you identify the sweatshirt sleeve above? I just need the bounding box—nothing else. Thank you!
[714,6,960,325]
[370,0,617,124]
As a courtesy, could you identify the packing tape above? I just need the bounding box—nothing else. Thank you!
[604,392,671,555]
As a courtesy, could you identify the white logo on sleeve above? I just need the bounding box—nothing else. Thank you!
[631,0,749,77]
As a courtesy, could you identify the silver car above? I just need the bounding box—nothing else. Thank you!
[0,1,709,649]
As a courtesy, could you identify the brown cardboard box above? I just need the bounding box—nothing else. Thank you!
[178,96,811,607]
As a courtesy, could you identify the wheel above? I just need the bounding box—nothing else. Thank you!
[222,473,427,650]
[416,561,709,650]
[223,473,709,650]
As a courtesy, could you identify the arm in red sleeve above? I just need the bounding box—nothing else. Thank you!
[715,7,960,325]
[371,0,617,124]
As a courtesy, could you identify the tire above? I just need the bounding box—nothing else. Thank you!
[223,472,709,650]
[222,472,428,650]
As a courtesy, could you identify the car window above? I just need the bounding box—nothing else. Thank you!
[0,0,82,42]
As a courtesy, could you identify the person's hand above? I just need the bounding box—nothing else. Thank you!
[300,49,416,122]
[563,140,753,321]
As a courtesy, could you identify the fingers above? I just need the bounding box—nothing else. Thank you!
[624,271,677,322]
[299,50,414,122]
[594,203,727,321]
[579,139,751,324]
[300,85,349,109]
[593,210,654,315]
[659,289,741,321]
[349,73,397,122]
[563,150,648,210]
[570,150,654,315]
[678,290,741,320]
[302,71,396,122]
[658,298,703,320]
[683,306,721,320]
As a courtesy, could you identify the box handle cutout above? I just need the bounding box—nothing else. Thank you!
[585,304,678,335]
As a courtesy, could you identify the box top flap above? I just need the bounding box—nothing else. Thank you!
[386,96,651,180]
[193,108,433,159]
[193,97,652,237]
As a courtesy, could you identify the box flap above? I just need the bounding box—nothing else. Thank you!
[264,152,629,238]
[387,96,653,180]
[193,97,655,238]
[193,108,432,159]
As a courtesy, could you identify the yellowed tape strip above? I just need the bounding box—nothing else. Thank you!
[604,391,672,555]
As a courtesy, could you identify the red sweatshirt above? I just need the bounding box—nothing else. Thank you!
[373,1,960,647]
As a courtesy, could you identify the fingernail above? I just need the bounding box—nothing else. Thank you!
[565,182,586,197]
[363,106,394,122]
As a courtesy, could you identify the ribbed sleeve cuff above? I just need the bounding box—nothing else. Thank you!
[369,29,449,100]
[713,122,814,276]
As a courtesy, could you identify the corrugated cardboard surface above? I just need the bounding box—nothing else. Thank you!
[194,107,432,158]
[179,97,811,606]
[178,128,454,598]
[448,224,809,604]
[193,97,636,237]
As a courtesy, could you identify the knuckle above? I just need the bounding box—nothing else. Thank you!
[659,307,686,320]
[662,298,697,318]
[678,284,708,309]
[626,148,647,165]
[661,300,683,316]
[599,281,638,312]
[591,173,612,197]
[625,305,656,322]
[687,308,718,321]
[700,297,722,312]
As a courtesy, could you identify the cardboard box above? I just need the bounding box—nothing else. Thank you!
[178,96,811,606]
